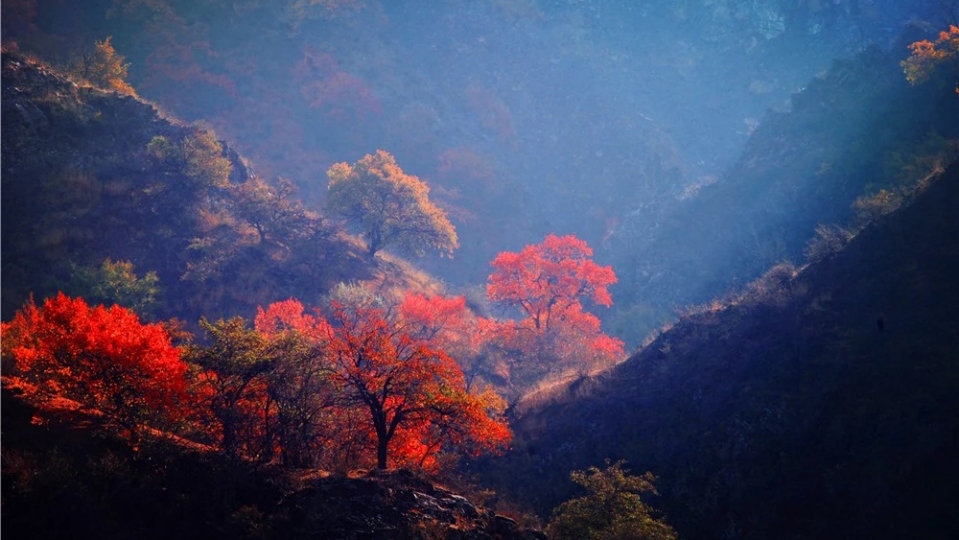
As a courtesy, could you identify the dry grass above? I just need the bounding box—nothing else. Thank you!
[368,251,448,303]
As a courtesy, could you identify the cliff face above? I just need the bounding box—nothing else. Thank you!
[482,161,959,539]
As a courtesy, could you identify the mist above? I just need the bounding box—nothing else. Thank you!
[5,0,952,344]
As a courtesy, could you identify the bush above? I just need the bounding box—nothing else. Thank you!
[546,461,677,540]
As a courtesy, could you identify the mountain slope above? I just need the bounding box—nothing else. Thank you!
[609,30,959,342]
[483,160,959,539]
[1,51,442,323]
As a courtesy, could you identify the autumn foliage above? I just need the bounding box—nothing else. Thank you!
[0,237,624,473]
[902,25,959,93]
[327,151,459,258]
[325,301,509,469]
[69,37,137,96]
[1,292,509,471]
[1,293,188,440]
[484,235,624,387]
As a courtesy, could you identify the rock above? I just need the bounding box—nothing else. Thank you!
[272,469,543,539]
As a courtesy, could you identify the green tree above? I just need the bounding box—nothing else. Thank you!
[147,132,233,191]
[189,317,277,462]
[65,258,161,319]
[326,150,458,258]
[547,461,677,540]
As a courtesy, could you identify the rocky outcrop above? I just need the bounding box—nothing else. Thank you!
[276,469,545,540]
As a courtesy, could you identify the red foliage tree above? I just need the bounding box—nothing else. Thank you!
[485,234,624,385]
[255,297,332,341]
[1,293,189,441]
[399,292,492,391]
[325,301,510,469]
[398,292,470,343]
[488,234,615,326]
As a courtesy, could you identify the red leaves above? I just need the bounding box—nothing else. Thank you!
[200,297,509,470]
[1,293,189,438]
[902,25,959,91]
[399,292,468,343]
[254,298,332,341]
[485,235,624,384]
[324,301,509,469]
[488,234,616,329]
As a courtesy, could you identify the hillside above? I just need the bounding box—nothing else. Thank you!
[6,0,944,293]
[608,28,959,342]
[1,50,442,324]
[1,387,543,540]
[481,160,959,539]
[4,6,959,539]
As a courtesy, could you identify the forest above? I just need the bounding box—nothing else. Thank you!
[2,1,959,539]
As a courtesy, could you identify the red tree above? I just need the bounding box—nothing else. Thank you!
[399,292,494,391]
[1,293,189,441]
[255,297,332,340]
[485,235,624,385]
[488,234,616,327]
[326,301,509,469]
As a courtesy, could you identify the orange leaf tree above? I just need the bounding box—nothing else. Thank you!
[326,150,459,258]
[325,301,509,469]
[1,293,188,441]
[902,25,959,93]
[399,291,499,392]
[485,234,624,386]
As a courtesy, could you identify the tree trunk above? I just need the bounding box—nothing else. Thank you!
[376,436,389,469]
[368,226,382,258]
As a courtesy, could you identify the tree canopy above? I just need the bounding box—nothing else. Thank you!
[483,234,624,386]
[1,293,188,441]
[487,234,616,330]
[69,36,136,96]
[326,150,458,258]
[324,300,509,469]
[902,25,959,92]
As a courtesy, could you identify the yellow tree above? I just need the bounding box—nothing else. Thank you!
[327,150,458,258]
[70,36,137,96]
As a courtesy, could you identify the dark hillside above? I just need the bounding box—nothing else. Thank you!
[1,387,543,540]
[482,161,959,539]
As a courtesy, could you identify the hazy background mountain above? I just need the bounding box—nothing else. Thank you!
[6,0,955,342]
